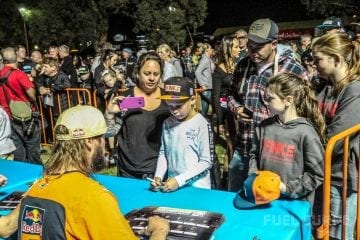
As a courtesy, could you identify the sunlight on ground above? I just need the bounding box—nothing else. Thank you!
[41,144,228,177]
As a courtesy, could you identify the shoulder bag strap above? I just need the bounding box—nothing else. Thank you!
[2,69,39,111]
[1,69,16,104]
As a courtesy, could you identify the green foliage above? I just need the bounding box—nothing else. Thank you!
[99,166,117,176]
[26,0,130,48]
[1,0,207,51]
[133,0,207,49]
[300,0,360,16]
[0,1,24,47]
[180,0,207,34]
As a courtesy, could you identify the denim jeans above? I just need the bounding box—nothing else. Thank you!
[329,185,357,240]
[200,90,212,117]
[228,149,249,192]
[11,121,42,165]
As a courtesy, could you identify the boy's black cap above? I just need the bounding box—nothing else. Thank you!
[158,77,195,100]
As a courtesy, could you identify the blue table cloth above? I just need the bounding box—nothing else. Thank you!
[0,160,312,240]
[0,159,42,192]
[94,174,311,240]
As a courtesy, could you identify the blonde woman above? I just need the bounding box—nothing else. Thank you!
[157,44,182,82]
[195,43,215,117]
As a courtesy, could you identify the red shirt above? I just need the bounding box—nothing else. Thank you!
[0,65,35,117]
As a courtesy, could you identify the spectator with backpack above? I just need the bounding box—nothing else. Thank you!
[0,47,41,165]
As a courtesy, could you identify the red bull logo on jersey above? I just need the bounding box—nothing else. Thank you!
[21,205,45,239]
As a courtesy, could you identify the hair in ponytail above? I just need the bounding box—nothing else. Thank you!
[267,73,326,143]
[312,33,360,96]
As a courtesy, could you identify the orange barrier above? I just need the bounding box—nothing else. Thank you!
[92,88,203,108]
[92,88,127,108]
[38,87,204,145]
[38,88,93,145]
[317,124,360,240]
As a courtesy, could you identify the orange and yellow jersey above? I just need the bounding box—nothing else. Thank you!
[18,171,138,240]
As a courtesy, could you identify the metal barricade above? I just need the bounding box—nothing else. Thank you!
[317,124,360,240]
[39,87,204,145]
[92,88,128,108]
[38,88,92,145]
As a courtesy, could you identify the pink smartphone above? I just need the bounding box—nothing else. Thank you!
[119,97,145,109]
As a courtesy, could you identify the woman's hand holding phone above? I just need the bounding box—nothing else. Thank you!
[108,95,145,113]
[107,95,126,113]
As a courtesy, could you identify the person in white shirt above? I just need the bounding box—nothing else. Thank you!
[151,77,214,192]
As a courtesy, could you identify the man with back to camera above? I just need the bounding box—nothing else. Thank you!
[0,105,169,240]
[227,18,308,192]
[0,47,41,165]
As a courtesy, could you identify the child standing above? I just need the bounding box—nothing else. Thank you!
[151,77,214,192]
[248,73,325,206]
[101,70,122,166]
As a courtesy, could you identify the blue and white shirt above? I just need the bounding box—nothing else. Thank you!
[155,113,213,189]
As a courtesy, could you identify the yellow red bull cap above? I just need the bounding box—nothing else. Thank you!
[55,105,107,141]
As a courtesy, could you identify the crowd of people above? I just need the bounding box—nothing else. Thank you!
[0,15,359,240]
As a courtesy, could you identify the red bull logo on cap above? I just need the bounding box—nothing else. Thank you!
[21,205,45,239]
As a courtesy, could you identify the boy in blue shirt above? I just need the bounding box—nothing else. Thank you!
[151,77,214,192]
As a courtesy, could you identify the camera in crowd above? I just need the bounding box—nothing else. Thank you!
[112,64,126,74]
[25,112,40,137]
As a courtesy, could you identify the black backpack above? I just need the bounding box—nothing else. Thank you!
[0,69,15,85]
